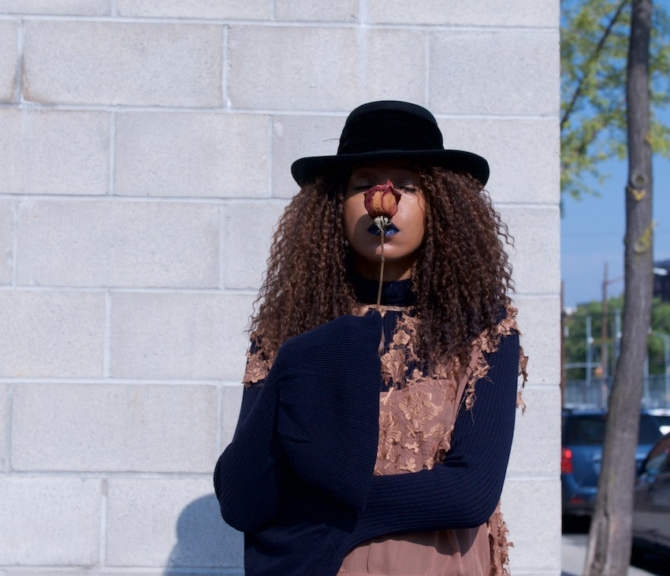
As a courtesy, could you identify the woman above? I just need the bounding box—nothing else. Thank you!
[214,101,527,576]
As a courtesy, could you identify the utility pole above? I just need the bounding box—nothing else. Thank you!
[601,262,609,381]
[561,281,566,407]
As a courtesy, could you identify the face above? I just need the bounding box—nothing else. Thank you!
[344,163,426,281]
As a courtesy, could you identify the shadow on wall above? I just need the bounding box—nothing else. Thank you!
[164,494,244,575]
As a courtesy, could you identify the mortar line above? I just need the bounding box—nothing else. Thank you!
[216,384,223,455]
[111,0,118,16]
[359,0,368,24]
[424,32,430,107]
[0,193,292,204]
[0,377,242,386]
[505,475,557,482]
[11,202,19,286]
[14,18,25,103]
[5,470,222,479]
[108,111,116,195]
[4,384,13,472]
[222,25,229,109]
[103,291,112,378]
[99,477,108,567]
[0,568,243,575]
[0,14,557,32]
[0,285,259,295]
[271,0,276,21]
[267,114,274,197]
[0,285,559,299]
[219,205,225,289]
[0,193,556,209]
[0,102,558,121]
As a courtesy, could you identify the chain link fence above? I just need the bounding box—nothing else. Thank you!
[565,375,670,409]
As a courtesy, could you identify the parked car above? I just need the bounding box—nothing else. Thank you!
[561,409,663,517]
[633,432,670,558]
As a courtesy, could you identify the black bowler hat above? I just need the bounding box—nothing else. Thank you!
[290,100,489,187]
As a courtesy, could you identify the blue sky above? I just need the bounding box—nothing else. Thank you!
[561,154,670,308]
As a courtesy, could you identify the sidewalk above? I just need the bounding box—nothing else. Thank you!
[562,534,655,576]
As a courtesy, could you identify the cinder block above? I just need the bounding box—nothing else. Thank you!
[115,112,270,198]
[0,110,109,195]
[0,476,101,565]
[0,200,13,284]
[0,384,7,471]
[514,296,560,386]
[0,0,110,15]
[362,29,425,104]
[368,0,559,27]
[106,478,243,568]
[506,386,561,478]
[228,26,358,111]
[275,0,358,22]
[272,114,345,198]
[221,384,243,448]
[17,200,220,288]
[501,478,561,572]
[109,292,255,381]
[23,21,223,107]
[117,0,271,20]
[430,30,559,116]
[11,383,218,472]
[437,118,560,205]
[0,20,17,102]
[0,291,105,378]
[498,206,560,296]
[221,200,288,289]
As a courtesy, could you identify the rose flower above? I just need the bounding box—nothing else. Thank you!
[364,180,402,222]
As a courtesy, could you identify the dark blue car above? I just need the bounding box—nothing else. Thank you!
[561,409,663,517]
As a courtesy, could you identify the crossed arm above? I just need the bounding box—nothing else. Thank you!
[214,312,519,541]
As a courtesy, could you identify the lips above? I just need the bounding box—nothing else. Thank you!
[367,222,400,237]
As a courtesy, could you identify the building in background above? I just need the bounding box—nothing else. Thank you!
[654,259,670,301]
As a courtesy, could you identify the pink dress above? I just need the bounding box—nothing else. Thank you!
[337,306,525,576]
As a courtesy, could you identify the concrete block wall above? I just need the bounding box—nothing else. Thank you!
[0,2,560,575]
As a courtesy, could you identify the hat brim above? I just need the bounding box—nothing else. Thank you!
[291,149,489,188]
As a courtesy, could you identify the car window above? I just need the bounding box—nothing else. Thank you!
[642,435,670,475]
[564,414,662,445]
[565,415,608,445]
[639,415,664,444]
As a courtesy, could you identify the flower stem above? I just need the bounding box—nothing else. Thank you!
[376,228,385,308]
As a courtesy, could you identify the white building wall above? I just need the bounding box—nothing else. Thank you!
[0,2,561,575]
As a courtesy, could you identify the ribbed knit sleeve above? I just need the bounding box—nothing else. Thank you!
[277,313,383,510]
[213,356,286,533]
[214,312,384,532]
[339,332,520,548]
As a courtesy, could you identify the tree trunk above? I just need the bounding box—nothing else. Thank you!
[583,1,654,575]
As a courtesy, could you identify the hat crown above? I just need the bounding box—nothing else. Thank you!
[337,101,444,155]
[290,100,489,187]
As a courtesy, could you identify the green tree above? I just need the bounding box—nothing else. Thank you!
[565,296,670,378]
[561,0,670,200]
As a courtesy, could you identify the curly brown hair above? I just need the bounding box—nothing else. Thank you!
[249,167,513,370]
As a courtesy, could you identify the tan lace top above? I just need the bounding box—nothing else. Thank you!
[336,305,526,576]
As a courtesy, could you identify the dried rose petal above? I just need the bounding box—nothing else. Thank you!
[363,180,402,221]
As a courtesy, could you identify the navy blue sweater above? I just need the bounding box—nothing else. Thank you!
[214,279,519,576]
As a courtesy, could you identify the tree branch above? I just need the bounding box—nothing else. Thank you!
[561,0,630,130]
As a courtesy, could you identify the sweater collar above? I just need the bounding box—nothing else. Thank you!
[350,272,416,306]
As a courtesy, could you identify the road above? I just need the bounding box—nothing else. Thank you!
[562,533,670,576]
[563,534,651,576]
